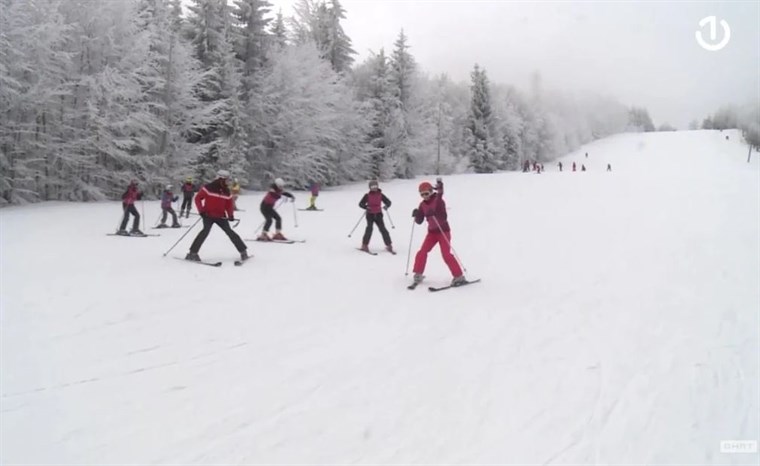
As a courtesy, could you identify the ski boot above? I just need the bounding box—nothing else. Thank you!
[451,275,467,287]
[272,231,287,241]
[385,244,395,253]
[130,228,144,236]
[171,222,181,228]
[359,243,370,252]
[257,232,271,241]
[240,250,250,261]
[185,252,201,262]
[116,229,130,236]
[156,223,168,229]
[413,273,424,284]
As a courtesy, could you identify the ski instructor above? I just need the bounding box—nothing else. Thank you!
[185,170,248,263]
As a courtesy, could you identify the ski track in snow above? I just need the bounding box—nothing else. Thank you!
[1,130,758,464]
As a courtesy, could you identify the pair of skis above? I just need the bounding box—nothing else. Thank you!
[107,232,159,238]
[408,278,481,292]
[244,238,306,245]
[173,255,251,267]
[357,248,396,256]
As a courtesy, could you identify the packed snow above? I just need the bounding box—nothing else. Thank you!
[2,129,758,464]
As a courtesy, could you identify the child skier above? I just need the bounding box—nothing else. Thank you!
[306,181,320,210]
[358,179,394,253]
[230,178,241,210]
[157,185,180,228]
[180,177,195,218]
[116,180,143,236]
[185,170,248,262]
[258,178,295,241]
[411,178,466,286]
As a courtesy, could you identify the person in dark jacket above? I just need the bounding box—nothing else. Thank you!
[116,180,143,235]
[185,170,248,262]
[358,179,394,253]
[258,178,295,241]
[180,177,195,218]
[157,185,180,228]
[411,178,465,286]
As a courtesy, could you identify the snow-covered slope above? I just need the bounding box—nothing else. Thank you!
[2,129,758,464]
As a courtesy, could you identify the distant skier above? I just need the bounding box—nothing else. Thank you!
[581,164,586,171]
[585,152,588,158]
[157,185,180,228]
[180,177,195,218]
[185,170,247,262]
[411,178,466,287]
[607,163,612,172]
[230,178,241,211]
[523,160,530,172]
[257,178,295,241]
[572,162,577,172]
[358,179,394,253]
[306,181,321,210]
[116,180,143,236]
[558,161,563,172]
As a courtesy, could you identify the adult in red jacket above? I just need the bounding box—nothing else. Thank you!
[411,178,466,286]
[185,170,248,262]
[358,179,394,253]
[257,178,295,241]
[117,180,143,235]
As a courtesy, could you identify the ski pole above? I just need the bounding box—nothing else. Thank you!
[431,216,467,273]
[292,199,298,228]
[404,217,416,276]
[347,211,365,237]
[153,209,163,227]
[162,215,202,257]
[141,198,146,232]
[384,206,395,229]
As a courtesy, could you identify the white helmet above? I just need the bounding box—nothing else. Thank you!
[165,184,172,190]
[274,178,285,188]
[216,169,230,179]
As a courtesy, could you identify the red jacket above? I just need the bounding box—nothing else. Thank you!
[414,180,450,232]
[261,184,294,206]
[194,179,234,219]
[359,190,391,214]
[121,184,141,205]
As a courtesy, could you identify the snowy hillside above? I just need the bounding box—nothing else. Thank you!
[2,129,758,464]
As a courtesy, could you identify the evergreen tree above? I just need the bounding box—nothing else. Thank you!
[465,64,498,173]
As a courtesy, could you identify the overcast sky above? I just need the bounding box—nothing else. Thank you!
[235,0,759,129]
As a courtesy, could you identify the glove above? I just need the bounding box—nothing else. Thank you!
[412,208,419,218]
[383,206,388,211]
[173,196,179,202]
[200,211,208,218]
[228,217,236,222]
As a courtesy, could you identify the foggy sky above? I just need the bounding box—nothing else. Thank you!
[246,0,759,128]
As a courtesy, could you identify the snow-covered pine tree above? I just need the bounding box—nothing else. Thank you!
[465,64,499,173]
[185,0,247,182]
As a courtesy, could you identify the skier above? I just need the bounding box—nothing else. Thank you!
[581,164,586,171]
[607,163,612,172]
[411,178,466,286]
[185,170,248,262]
[572,162,577,172]
[257,178,295,241]
[358,179,394,253]
[230,178,241,211]
[158,185,181,228]
[116,180,143,236]
[585,152,588,158]
[180,177,195,218]
[558,161,563,172]
[306,181,320,210]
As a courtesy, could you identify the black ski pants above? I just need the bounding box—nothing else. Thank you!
[189,217,246,254]
[120,203,140,231]
[260,204,282,232]
[363,212,392,246]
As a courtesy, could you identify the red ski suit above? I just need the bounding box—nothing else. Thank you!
[412,180,462,278]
